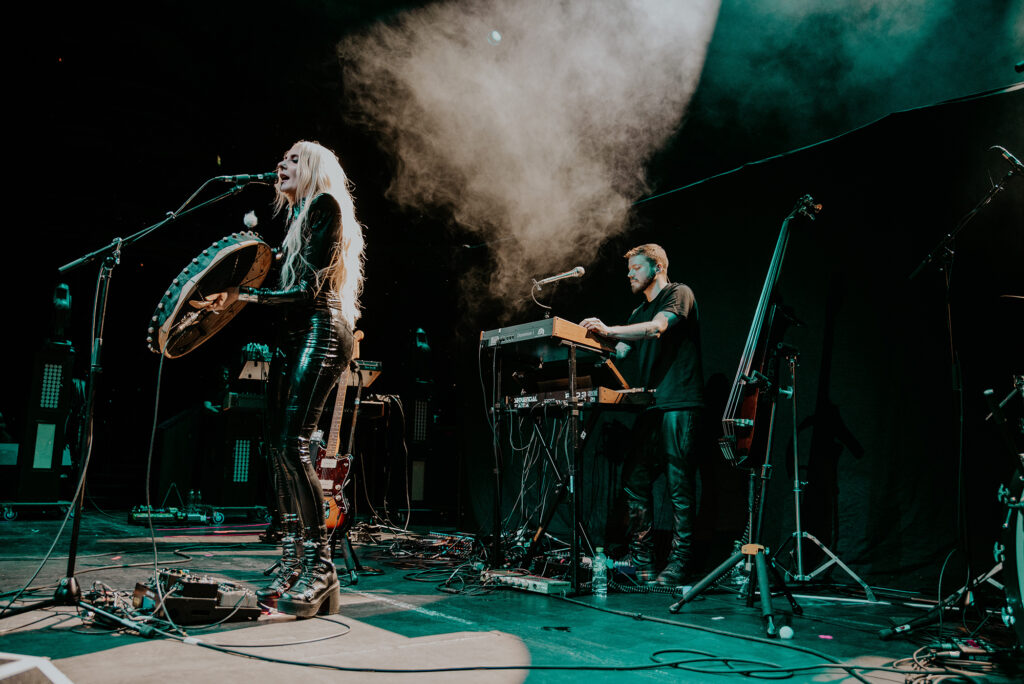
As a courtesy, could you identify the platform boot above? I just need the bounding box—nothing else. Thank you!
[276,530,341,619]
[256,514,302,607]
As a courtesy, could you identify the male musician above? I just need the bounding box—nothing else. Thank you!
[581,243,704,586]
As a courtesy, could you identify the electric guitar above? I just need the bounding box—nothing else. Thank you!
[313,330,364,530]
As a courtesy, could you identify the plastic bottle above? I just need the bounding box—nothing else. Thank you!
[592,547,608,598]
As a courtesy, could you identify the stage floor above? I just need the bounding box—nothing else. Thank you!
[0,511,1019,683]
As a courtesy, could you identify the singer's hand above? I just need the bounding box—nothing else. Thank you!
[580,317,612,337]
[189,288,238,312]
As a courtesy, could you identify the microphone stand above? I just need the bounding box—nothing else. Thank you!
[890,154,1021,641]
[908,165,1017,281]
[529,281,553,318]
[0,180,252,624]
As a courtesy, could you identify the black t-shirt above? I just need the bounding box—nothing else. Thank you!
[623,283,704,409]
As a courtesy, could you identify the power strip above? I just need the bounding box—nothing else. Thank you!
[483,570,571,595]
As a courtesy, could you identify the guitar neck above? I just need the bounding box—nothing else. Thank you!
[324,330,363,457]
[324,371,348,457]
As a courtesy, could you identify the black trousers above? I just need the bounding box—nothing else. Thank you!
[622,407,701,564]
[267,307,354,540]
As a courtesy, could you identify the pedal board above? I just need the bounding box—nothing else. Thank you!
[483,570,571,595]
[133,568,261,624]
[944,637,999,662]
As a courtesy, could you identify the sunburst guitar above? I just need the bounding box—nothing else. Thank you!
[313,330,364,531]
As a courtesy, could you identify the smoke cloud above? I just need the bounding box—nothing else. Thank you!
[339,0,721,314]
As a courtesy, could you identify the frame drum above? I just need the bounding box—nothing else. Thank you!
[147,231,272,358]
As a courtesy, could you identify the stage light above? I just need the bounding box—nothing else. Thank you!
[487,30,502,45]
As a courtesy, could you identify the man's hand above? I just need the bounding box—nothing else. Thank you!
[582,312,676,342]
[580,317,613,337]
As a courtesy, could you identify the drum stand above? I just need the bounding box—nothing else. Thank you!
[670,351,802,636]
[0,180,250,627]
[771,350,875,600]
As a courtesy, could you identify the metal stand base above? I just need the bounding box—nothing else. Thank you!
[332,532,374,583]
[775,531,877,601]
[670,543,802,636]
[879,562,1002,640]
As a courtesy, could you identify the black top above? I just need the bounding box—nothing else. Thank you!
[623,283,704,410]
[239,193,341,311]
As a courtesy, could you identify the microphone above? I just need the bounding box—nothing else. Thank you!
[534,266,585,289]
[217,172,278,184]
[991,145,1024,175]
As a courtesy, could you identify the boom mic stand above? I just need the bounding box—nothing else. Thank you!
[883,149,1024,640]
[0,179,253,626]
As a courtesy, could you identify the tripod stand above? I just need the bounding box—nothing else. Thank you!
[670,350,802,636]
[771,348,875,600]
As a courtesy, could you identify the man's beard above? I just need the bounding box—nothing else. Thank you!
[630,274,653,294]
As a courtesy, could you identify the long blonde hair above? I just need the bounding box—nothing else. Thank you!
[273,140,365,325]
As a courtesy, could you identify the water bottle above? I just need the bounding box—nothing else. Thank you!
[592,547,608,598]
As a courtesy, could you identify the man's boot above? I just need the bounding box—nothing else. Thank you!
[618,495,656,581]
[656,488,694,587]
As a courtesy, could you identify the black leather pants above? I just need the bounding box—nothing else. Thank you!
[267,307,353,542]
[622,408,700,564]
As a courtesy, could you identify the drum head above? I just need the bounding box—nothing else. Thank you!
[147,231,272,358]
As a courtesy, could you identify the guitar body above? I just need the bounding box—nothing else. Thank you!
[314,435,352,530]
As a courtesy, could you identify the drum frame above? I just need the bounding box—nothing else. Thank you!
[148,231,272,359]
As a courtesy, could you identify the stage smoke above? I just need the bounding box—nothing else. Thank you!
[339,0,721,316]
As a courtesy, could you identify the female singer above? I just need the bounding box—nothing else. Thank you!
[201,140,364,617]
